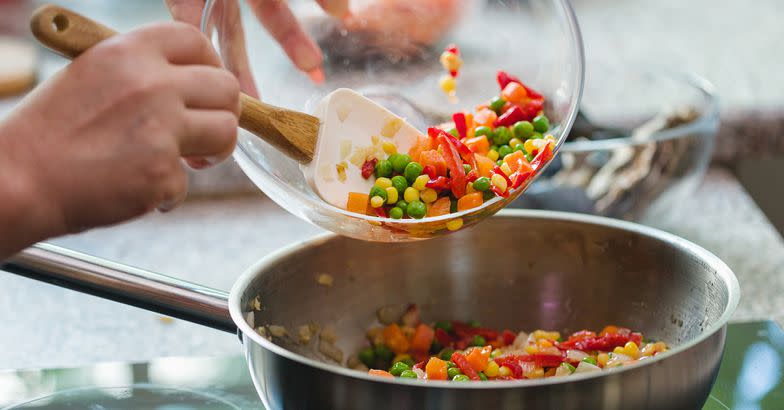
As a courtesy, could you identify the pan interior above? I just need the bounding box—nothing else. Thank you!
[239,213,732,371]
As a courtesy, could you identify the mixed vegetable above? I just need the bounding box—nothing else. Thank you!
[345,69,555,227]
[357,305,668,381]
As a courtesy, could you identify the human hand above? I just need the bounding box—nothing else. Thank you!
[0,22,239,244]
[164,0,350,97]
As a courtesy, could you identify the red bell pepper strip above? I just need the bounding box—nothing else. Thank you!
[428,129,467,198]
[446,44,459,55]
[497,70,544,99]
[519,353,566,368]
[493,357,523,379]
[426,176,451,191]
[557,332,642,352]
[423,165,437,180]
[492,166,512,186]
[465,170,478,183]
[530,141,554,171]
[510,170,533,189]
[451,352,480,380]
[502,330,516,346]
[413,360,427,371]
[428,128,474,166]
[434,328,452,346]
[452,112,468,139]
[494,105,526,127]
[519,98,544,120]
[361,157,377,179]
[491,186,508,198]
[373,207,387,218]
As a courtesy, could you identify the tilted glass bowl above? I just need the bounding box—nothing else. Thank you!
[202,0,584,241]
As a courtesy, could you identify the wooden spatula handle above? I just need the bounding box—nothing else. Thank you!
[29,4,318,163]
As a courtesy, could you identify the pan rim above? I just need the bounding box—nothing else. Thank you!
[228,209,740,389]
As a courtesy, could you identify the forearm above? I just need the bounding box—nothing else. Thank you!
[0,114,63,259]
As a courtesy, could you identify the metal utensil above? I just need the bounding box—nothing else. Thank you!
[2,210,739,410]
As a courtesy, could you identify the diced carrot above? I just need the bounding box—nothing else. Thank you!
[425,357,448,380]
[502,82,528,104]
[465,135,490,155]
[408,135,434,163]
[473,108,498,127]
[383,324,410,354]
[410,324,435,352]
[457,192,483,211]
[427,197,451,217]
[419,150,447,176]
[474,154,495,178]
[346,192,370,215]
[465,112,475,138]
[599,325,619,336]
[503,150,533,174]
[368,369,394,378]
[465,346,491,372]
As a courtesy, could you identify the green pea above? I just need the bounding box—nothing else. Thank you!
[479,372,488,381]
[448,128,460,137]
[401,358,415,367]
[463,164,472,174]
[434,320,453,333]
[403,162,423,183]
[471,335,486,346]
[582,357,597,366]
[440,349,455,361]
[389,207,404,219]
[533,114,550,133]
[489,96,506,114]
[498,145,513,159]
[483,190,496,201]
[468,320,481,329]
[496,160,504,166]
[407,200,427,219]
[374,345,394,362]
[430,341,443,354]
[358,347,376,368]
[513,121,535,139]
[472,177,491,192]
[450,198,458,213]
[452,374,470,382]
[525,152,534,162]
[389,361,411,376]
[494,126,512,145]
[399,369,418,379]
[446,360,456,368]
[474,126,494,139]
[514,145,526,153]
[529,132,543,140]
[369,186,387,201]
[447,367,462,379]
[489,145,499,152]
[392,154,412,174]
[391,175,408,193]
[374,160,393,178]
[395,200,408,213]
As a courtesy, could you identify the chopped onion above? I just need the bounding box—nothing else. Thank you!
[554,363,573,377]
[513,331,529,349]
[574,361,601,374]
[566,349,589,362]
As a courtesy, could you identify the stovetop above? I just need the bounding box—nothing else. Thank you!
[1,321,782,409]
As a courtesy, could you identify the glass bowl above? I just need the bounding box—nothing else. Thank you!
[509,62,718,221]
[202,0,584,241]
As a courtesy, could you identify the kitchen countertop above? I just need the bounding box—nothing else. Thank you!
[1,166,783,370]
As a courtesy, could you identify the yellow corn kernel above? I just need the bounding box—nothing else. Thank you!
[498,365,512,378]
[532,139,548,151]
[523,139,537,153]
[532,330,560,340]
[545,134,556,142]
[382,141,397,154]
[375,177,392,189]
[393,353,412,364]
[500,162,512,176]
[446,218,463,231]
[485,360,500,377]
[465,182,476,194]
[420,188,438,203]
[509,138,523,148]
[370,196,385,208]
[491,174,508,192]
[529,367,545,379]
[641,343,656,357]
[597,353,610,367]
[613,346,625,355]
[403,187,420,203]
[412,175,429,191]
[439,51,463,72]
[439,75,456,95]
[653,342,667,353]
[486,150,500,161]
[385,187,399,204]
[538,339,553,348]
[525,345,539,354]
[624,341,639,358]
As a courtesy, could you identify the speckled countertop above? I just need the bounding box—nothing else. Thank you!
[1,0,783,372]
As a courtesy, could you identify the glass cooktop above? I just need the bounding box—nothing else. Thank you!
[1,321,782,409]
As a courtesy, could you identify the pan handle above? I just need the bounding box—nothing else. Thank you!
[1,243,237,333]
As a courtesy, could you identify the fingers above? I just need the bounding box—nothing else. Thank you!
[134,22,222,67]
[316,0,350,18]
[156,164,189,213]
[174,66,240,111]
[246,0,323,73]
[213,0,261,97]
[164,0,204,26]
[179,109,238,159]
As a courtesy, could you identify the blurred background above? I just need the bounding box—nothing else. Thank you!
[0,0,782,397]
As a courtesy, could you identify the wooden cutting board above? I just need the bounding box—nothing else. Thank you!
[0,36,37,97]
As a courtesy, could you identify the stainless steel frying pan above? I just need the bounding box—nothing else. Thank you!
[2,210,739,409]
